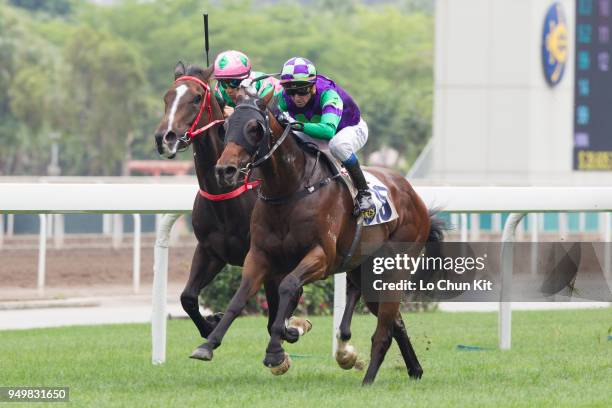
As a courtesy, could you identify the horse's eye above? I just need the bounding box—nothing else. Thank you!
[193,95,202,104]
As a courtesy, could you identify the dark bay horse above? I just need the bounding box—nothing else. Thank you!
[195,94,444,385]
[153,63,312,356]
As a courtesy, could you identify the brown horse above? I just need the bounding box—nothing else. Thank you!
[194,93,444,385]
[153,63,312,355]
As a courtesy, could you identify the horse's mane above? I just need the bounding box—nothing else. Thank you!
[267,93,282,115]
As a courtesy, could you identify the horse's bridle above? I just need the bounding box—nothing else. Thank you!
[231,102,291,173]
[173,75,225,145]
[228,101,342,205]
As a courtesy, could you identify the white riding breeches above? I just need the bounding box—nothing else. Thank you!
[328,119,368,163]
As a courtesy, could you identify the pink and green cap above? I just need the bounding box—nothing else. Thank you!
[280,57,317,85]
[214,50,251,79]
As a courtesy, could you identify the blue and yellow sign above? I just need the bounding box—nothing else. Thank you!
[542,3,568,87]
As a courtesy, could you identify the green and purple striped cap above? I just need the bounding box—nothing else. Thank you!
[280,57,317,85]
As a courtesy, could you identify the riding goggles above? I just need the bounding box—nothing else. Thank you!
[284,86,312,96]
[218,78,243,89]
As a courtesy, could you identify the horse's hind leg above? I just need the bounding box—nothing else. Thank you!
[393,314,423,379]
[362,301,399,385]
[364,301,423,380]
[180,244,225,339]
[336,269,365,370]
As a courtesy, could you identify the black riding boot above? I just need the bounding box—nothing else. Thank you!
[344,158,376,220]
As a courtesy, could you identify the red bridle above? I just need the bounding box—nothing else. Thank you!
[174,75,225,140]
[173,75,261,201]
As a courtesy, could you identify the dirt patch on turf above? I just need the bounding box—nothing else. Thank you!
[0,235,199,300]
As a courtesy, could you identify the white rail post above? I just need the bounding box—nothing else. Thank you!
[559,212,569,241]
[451,213,461,239]
[46,213,53,238]
[492,213,502,234]
[0,214,4,249]
[7,214,14,237]
[470,213,480,241]
[530,213,539,276]
[500,213,525,350]
[332,272,347,356]
[102,214,112,236]
[53,214,64,249]
[605,212,611,279]
[460,213,468,242]
[112,214,123,249]
[38,214,47,296]
[152,213,181,365]
[132,214,142,294]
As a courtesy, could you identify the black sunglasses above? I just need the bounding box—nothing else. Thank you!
[219,79,242,89]
[284,86,311,96]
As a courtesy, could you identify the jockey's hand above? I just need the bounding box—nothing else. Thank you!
[276,113,290,127]
[223,106,234,118]
[290,122,304,131]
[240,78,253,88]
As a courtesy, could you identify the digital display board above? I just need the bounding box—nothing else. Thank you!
[574,0,612,170]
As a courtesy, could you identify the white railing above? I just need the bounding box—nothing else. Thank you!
[1,184,611,364]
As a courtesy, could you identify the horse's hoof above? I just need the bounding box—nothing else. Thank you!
[263,351,287,368]
[204,312,224,327]
[353,359,366,371]
[409,366,423,379]
[268,353,291,376]
[284,327,300,343]
[189,345,213,361]
[288,317,312,335]
[336,343,358,370]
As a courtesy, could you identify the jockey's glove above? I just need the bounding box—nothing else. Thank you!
[290,122,305,131]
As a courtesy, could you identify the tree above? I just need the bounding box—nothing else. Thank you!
[61,27,149,175]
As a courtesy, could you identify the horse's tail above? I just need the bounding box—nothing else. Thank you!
[427,207,447,244]
[407,208,450,301]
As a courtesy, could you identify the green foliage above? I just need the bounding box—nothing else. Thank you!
[198,265,266,315]
[60,27,149,175]
[199,264,335,316]
[0,0,434,175]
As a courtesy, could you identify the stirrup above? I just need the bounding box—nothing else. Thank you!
[354,191,375,220]
[359,206,376,220]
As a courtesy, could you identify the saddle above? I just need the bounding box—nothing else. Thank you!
[292,131,358,199]
[292,131,399,228]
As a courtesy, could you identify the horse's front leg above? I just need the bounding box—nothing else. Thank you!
[190,250,268,361]
[264,278,309,344]
[181,244,225,339]
[263,245,328,374]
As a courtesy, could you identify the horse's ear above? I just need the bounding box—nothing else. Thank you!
[174,61,186,79]
[202,64,215,81]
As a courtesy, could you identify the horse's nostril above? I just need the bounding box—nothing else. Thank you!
[224,166,237,177]
[163,131,177,144]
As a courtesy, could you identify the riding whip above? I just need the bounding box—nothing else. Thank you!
[203,13,210,66]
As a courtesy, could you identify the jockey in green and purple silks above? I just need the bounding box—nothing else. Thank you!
[213,50,280,118]
[277,56,375,219]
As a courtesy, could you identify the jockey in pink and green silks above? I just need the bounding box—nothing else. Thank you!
[213,50,280,118]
